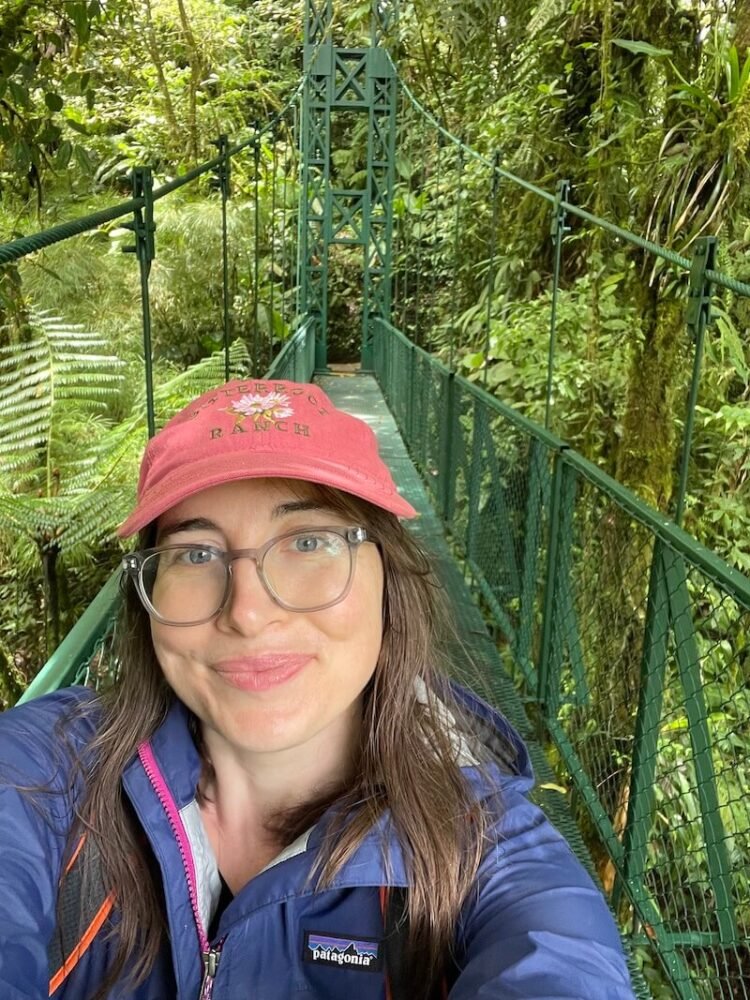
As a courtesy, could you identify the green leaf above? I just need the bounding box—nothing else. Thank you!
[462,351,485,370]
[7,79,29,108]
[70,2,90,43]
[1,50,22,76]
[38,122,61,145]
[55,141,73,169]
[613,39,672,58]
[44,92,64,113]
[63,113,91,136]
[73,144,95,174]
[395,153,416,179]
[487,361,516,386]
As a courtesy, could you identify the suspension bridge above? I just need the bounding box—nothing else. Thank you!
[2,3,749,997]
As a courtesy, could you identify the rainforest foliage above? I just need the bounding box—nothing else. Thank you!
[2,5,750,993]
[0,0,748,698]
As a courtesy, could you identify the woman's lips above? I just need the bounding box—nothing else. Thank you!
[212,654,311,692]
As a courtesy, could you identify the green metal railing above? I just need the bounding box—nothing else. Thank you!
[374,320,750,999]
[0,63,320,681]
[375,60,750,995]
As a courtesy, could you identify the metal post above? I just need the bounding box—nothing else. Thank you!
[362,45,397,370]
[269,125,277,354]
[305,0,332,45]
[483,152,500,388]
[122,166,156,438]
[439,371,457,524]
[253,123,261,375]
[212,134,232,381]
[414,128,426,349]
[537,450,576,714]
[449,146,465,372]
[299,37,332,370]
[674,236,717,526]
[428,131,443,354]
[619,540,670,907]
[545,179,570,430]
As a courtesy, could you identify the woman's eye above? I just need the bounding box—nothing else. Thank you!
[293,535,322,553]
[178,547,215,565]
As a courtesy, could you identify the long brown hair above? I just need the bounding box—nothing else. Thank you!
[68,482,494,997]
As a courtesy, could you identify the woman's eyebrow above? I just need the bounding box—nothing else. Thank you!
[157,501,329,541]
[271,500,326,519]
[157,517,218,541]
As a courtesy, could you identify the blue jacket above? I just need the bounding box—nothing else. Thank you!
[0,686,635,999]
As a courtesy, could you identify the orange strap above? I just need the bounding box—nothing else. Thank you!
[48,890,116,995]
[48,833,116,996]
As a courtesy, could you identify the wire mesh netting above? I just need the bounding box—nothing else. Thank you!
[374,322,554,692]
[550,458,750,999]
[375,323,750,1000]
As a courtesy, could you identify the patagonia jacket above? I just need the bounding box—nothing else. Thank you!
[0,685,636,1000]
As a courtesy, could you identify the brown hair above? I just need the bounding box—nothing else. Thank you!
[68,482,493,998]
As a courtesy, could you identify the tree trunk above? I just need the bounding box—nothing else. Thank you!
[615,286,687,512]
[41,542,61,653]
[735,0,750,61]
[0,643,25,711]
[143,0,181,154]
[0,265,31,348]
[175,0,202,163]
[728,7,750,164]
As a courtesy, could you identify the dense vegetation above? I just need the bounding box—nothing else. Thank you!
[2,3,750,994]
[0,0,748,699]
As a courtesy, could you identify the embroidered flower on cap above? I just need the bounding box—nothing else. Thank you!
[230,391,294,422]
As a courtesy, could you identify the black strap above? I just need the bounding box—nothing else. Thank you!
[381,886,451,1000]
[48,834,115,995]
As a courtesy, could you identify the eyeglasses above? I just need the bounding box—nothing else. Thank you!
[122,525,369,626]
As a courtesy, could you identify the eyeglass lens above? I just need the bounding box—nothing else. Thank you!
[140,529,355,622]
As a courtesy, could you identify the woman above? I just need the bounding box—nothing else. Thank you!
[0,378,635,999]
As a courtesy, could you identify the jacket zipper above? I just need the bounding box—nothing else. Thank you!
[199,945,223,999]
[137,741,223,999]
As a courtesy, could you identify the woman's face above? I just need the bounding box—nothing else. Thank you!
[149,478,384,759]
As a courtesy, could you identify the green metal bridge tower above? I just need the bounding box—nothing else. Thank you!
[299,1,398,370]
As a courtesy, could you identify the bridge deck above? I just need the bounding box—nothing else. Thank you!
[318,372,649,997]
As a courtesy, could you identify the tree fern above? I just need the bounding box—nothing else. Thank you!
[0,325,252,554]
[80,337,253,541]
[0,311,250,650]
[0,308,124,496]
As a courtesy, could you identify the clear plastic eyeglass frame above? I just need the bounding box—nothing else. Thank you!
[121,525,369,626]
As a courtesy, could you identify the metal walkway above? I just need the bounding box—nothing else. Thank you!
[319,372,650,997]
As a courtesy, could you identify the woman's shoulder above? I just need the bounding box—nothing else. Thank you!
[0,685,101,786]
[446,681,535,793]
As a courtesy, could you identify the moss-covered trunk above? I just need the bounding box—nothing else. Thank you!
[615,286,687,512]
[575,282,688,892]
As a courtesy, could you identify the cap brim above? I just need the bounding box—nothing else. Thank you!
[118,453,417,537]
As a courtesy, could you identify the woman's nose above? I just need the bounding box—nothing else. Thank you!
[215,556,286,634]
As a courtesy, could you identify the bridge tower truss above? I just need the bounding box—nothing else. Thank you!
[300,1,398,370]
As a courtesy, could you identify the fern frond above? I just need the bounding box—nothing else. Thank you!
[0,308,125,487]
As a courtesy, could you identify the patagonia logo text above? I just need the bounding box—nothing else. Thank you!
[303,931,382,973]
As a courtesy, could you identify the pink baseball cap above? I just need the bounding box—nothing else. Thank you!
[118,378,417,537]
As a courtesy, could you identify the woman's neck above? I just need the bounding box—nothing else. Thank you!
[196,703,361,890]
